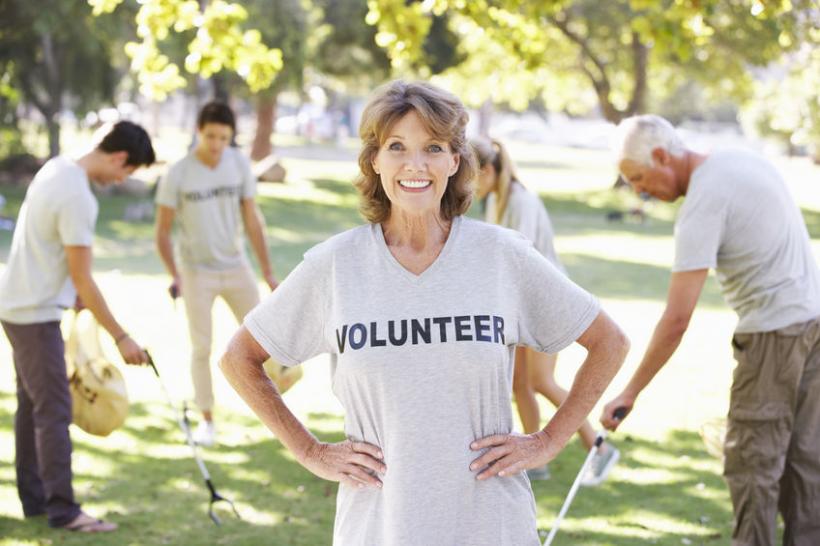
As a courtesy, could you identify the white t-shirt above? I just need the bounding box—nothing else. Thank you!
[155,147,256,270]
[674,149,820,333]
[486,182,564,272]
[0,156,98,324]
[245,216,599,546]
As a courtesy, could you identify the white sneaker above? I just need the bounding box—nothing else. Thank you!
[581,444,620,487]
[192,420,216,447]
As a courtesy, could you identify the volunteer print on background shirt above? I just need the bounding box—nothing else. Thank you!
[245,216,599,546]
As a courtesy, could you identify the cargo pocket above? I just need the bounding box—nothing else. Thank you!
[725,402,791,475]
[729,332,760,405]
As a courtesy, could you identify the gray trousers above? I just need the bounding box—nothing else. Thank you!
[2,320,80,527]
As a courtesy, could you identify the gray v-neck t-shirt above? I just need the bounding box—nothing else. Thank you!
[245,216,599,545]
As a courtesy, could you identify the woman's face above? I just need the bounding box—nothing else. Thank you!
[475,163,496,199]
[371,110,459,219]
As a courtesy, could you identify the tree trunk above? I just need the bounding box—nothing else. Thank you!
[478,99,493,137]
[211,74,230,103]
[626,31,649,117]
[17,73,61,158]
[191,77,209,150]
[593,82,623,124]
[251,94,277,161]
[596,32,648,123]
[41,31,62,157]
[46,115,60,158]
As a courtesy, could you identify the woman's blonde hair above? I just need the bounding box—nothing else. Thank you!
[354,80,476,224]
[471,137,519,225]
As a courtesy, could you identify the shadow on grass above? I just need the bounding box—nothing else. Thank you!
[565,253,727,309]
[255,191,362,275]
[309,178,358,199]
[533,430,733,545]
[541,191,679,239]
[0,394,735,546]
[0,398,341,546]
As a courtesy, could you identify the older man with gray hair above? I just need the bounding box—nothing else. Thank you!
[600,114,820,545]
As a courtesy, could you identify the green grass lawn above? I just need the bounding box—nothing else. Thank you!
[2,141,816,545]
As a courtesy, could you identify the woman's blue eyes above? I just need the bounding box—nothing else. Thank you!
[387,142,444,152]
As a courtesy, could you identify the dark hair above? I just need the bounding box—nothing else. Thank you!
[197,101,236,133]
[354,80,475,224]
[97,121,156,167]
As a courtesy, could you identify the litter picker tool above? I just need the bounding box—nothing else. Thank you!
[146,351,240,526]
[543,407,627,546]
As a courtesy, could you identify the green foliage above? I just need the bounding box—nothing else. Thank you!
[0,128,26,159]
[366,0,433,73]
[0,0,133,155]
[0,64,23,157]
[0,1,120,115]
[309,0,460,92]
[741,36,820,157]
[246,0,308,95]
[310,0,392,89]
[367,0,814,120]
[652,81,739,125]
[422,13,466,75]
[89,0,284,99]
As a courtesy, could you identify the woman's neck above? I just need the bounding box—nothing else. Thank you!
[382,210,451,252]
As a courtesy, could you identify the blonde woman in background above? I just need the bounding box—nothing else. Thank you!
[471,137,619,486]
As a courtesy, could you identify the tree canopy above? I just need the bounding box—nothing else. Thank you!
[742,34,820,157]
[88,0,284,100]
[367,0,815,122]
[0,0,131,155]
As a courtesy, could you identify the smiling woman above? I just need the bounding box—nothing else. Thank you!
[370,110,458,216]
[353,80,474,225]
[219,79,630,546]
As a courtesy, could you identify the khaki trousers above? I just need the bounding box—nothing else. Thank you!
[724,317,820,546]
[180,263,260,413]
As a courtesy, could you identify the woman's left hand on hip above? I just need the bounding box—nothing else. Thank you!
[468,431,552,480]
